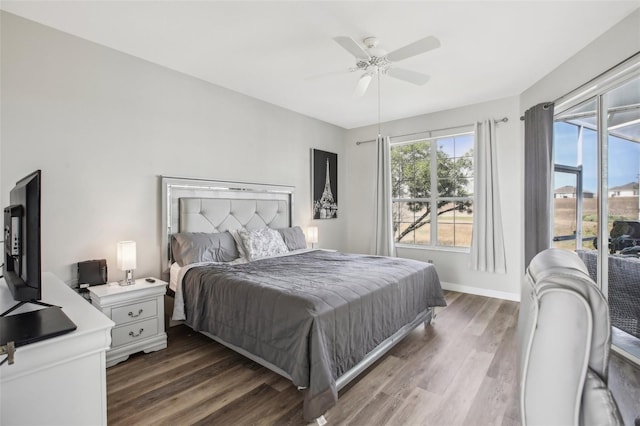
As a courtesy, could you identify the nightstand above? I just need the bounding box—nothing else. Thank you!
[89,278,168,367]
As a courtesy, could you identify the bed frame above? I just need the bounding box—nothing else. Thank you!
[160,176,433,418]
[161,176,295,276]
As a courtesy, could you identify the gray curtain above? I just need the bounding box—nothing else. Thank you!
[470,120,506,273]
[524,102,554,268]
[373,136,394,256]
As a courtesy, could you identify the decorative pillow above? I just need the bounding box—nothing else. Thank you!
[238,228,289,261]
[277,226,307,251]
[171,232,239,266]
[230,229,248,260]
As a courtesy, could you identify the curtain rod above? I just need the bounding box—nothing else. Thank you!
[519,103,552,121]
[355,117,509,145]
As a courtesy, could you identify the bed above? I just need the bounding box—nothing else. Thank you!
[161,176,446,422]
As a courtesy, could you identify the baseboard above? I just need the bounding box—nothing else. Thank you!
[440,281,520,302]
[612,344,640,365]
[611,327,640,365]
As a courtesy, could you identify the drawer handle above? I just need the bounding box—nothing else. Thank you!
[129,328,144,338]
[128,309,143,318]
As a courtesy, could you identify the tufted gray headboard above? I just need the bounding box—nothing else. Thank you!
[161,176,294,274]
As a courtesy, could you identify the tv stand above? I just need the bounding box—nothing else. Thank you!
[0,272,114,425]
[0,299,57,316]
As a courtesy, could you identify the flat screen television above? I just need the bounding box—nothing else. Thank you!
[1,170,77,348]
[3,170,42,303]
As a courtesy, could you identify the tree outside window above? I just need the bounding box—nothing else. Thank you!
[391,131,474,248]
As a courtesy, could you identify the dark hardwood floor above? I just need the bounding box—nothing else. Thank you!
[610,352,640,426]
[107,292,640,425]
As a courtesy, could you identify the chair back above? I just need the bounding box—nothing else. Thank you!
[518,248,623,426]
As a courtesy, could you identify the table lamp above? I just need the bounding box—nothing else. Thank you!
[117,241,136,286]
[307,226,318,249]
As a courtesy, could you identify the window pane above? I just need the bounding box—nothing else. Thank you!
[437,135,473,198]
[552,97,599,252]
[606,75,640,344]
[553,171,578,249]
[438,176,473,197]
[437,134,474,159]
[391,142,430,199]
[608,136,639,212]
[554,98,597,167]
[607,77,640,144]
[436,201,473,247]
[553,122,579,167]
[393,201,431,245]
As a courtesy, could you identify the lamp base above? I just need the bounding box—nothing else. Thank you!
[119,270,135,286]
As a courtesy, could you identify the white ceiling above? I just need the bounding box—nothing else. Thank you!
[2,1,639,129]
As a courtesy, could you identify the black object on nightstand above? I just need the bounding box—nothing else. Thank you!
[78,259,107,289]
[145,278,156,283]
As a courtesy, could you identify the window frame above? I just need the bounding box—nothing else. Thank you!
[549,53,640,361]
[390,126,475,250]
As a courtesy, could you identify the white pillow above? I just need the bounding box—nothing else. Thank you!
[238,228,288,261]
[230,229,249,260]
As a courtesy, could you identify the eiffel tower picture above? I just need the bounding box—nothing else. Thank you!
[312,149,338,219]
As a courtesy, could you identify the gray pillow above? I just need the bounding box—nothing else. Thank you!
[277,226,307,251]
[171,232,239,266]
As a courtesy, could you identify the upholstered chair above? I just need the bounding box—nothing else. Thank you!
[518,248,623,426]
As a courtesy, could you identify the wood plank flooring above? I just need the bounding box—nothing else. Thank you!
[107,291,640,425]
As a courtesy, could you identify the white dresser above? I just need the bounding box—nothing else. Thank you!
[89,278,167,367]
[0,272,114,425]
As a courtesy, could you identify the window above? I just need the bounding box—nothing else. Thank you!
[552,109,599,251]
[551,57,640,359]
[391,128,474,248]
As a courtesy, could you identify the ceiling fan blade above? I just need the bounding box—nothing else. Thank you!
[387,68,430,85]
[334,36,370,61]
[386,36,440,62]
[353,73,373,97]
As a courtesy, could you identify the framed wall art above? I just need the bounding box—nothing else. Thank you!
[311,149,338,219]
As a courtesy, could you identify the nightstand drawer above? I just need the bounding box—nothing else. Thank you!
[112,318,158,347]
[111,299,157,325]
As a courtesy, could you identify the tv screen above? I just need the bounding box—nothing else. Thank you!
[3,170,41,302]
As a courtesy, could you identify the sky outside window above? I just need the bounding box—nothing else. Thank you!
[554,122,639,192]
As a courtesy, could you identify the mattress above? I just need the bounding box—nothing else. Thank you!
[178,250,446,420]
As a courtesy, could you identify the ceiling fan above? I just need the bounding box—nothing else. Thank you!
[333,35,440,97]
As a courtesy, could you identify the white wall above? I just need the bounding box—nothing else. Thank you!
[1,12,346,285]
[521,8,640,111]
[344,96,522,299]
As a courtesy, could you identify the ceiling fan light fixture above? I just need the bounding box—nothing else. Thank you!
[333,34,440,97]
[353,73,373,97]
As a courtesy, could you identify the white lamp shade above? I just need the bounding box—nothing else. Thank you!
[307,226,319,244]
[117,241,137,271]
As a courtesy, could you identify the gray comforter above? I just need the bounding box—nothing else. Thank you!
[182,250,446,420]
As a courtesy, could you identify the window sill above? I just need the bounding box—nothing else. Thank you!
[395,244,470,254]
